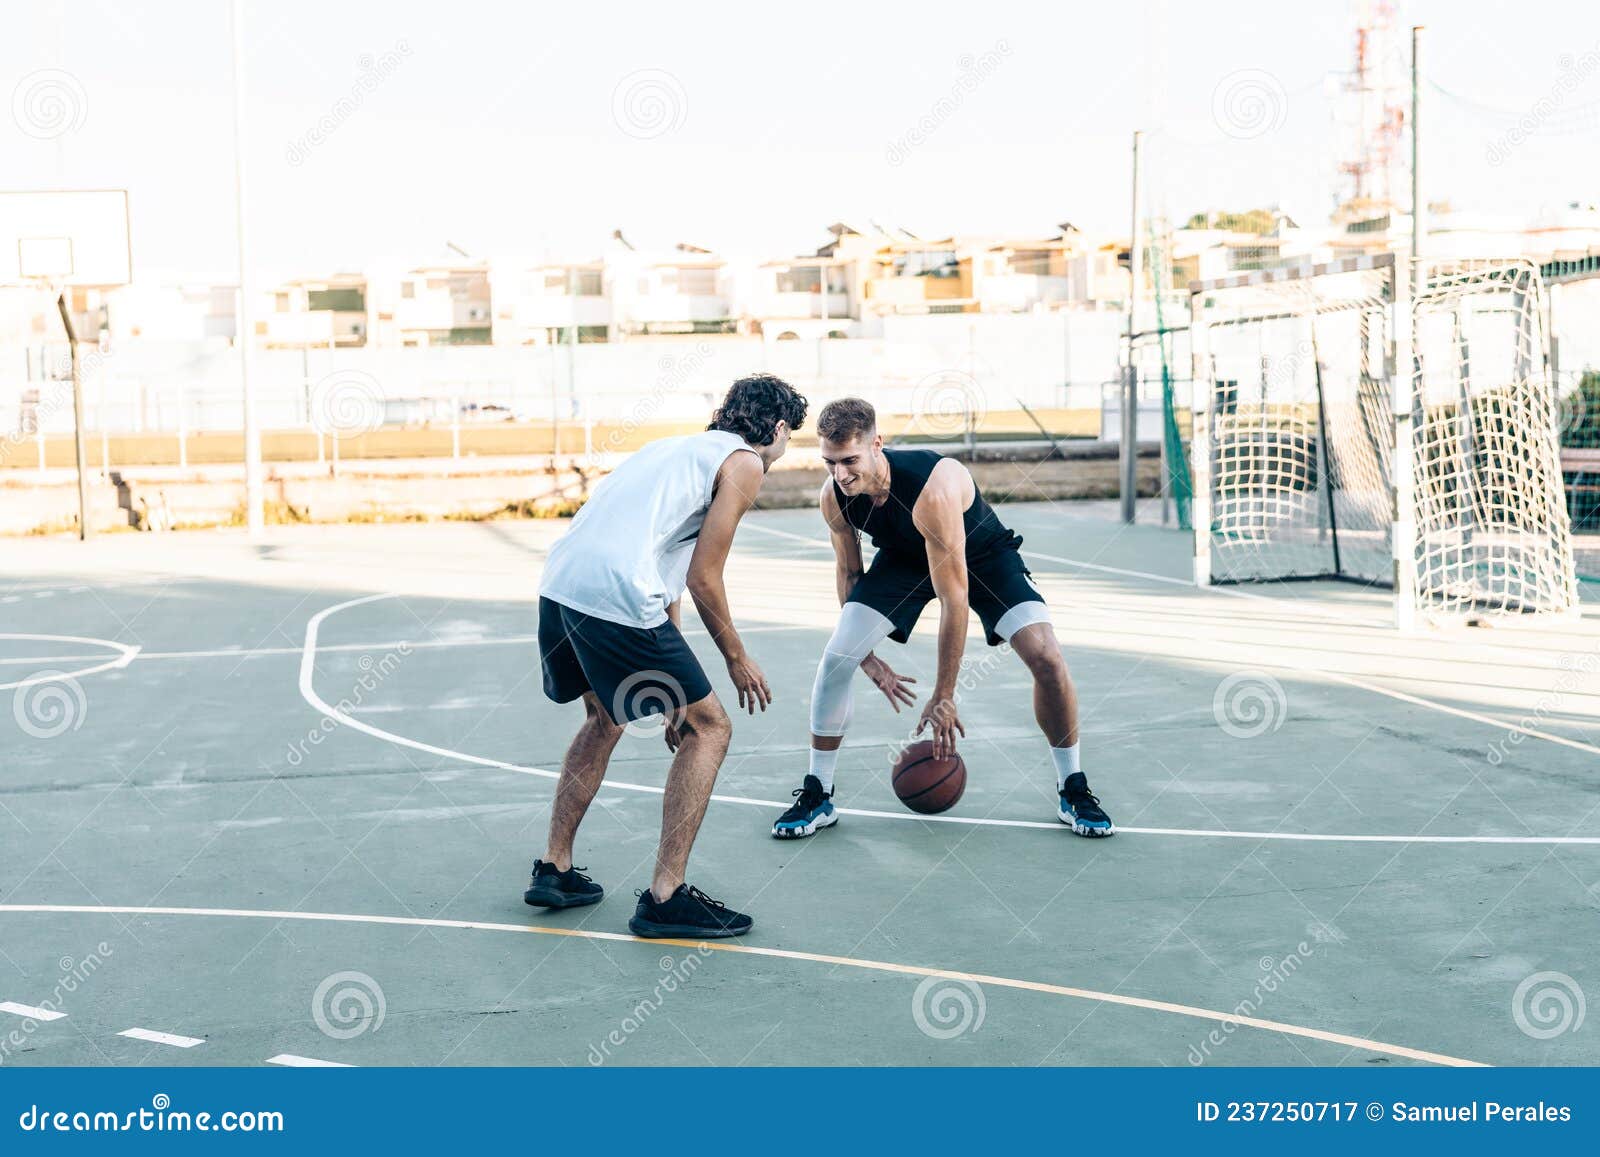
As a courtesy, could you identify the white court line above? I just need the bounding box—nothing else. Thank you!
[5,624,812,667]
[741,525,1600,760]
[0,634,141,692]
[1022,550,1600,760]
[118,1027,205,1048]
[742,520,1382,624]
[0,1001,66,1021]
[299,593,1600,846]
[0,904,1481,1068]
[266,1053,351,1067]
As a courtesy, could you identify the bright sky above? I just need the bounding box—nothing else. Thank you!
[5,0,1597,279]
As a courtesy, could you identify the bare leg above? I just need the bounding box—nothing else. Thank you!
[651,693,732,901]
[543,693,624,870]
[1009,623,1078,748]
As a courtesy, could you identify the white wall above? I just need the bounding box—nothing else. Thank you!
[2,311,1155,438]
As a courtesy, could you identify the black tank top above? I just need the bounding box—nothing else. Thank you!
[833,448,1021,565]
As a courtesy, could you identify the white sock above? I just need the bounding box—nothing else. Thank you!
[809,747,839,794]
[1050,743,1081,791]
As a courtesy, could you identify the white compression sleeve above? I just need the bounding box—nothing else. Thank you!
[995,600,1053,642]
[809,603,897,737]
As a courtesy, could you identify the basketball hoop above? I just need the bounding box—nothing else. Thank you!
[2,189,131,542]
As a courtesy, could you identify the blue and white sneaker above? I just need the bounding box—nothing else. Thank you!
[772,775,838,839]
[1058,771,1114,837]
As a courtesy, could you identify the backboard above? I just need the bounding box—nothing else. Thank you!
[0,189,131,288]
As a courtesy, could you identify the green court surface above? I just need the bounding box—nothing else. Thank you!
[2,502,1597,1068]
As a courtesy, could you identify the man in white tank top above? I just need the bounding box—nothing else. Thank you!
[528,374,808,940]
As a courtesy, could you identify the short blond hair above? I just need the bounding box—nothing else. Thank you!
[817,397,876,443]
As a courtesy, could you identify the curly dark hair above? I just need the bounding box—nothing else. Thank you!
[707,373,808,447]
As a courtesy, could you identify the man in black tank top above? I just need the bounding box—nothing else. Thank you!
[771,397,1114,842]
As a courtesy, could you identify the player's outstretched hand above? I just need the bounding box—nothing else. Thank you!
[916,695,965,758]
[664,717,683,752]
[726,654,772,714]
[861,654,917,713]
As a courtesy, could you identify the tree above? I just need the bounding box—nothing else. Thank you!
[1562,370,1600,449]
[1185,209,1278,234]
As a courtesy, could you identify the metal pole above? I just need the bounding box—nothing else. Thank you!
[550,334,562,462]
[1189,287,1213,587]
[1411,26,1425,299]
[569,266,589,459]
[56,294,91,540]
[1121,130,1143,524]
[231,0,264,535]
[818,261,830,385]
[966,321,978,455]
[1392,26,1424,631]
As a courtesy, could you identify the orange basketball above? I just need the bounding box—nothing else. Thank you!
[891,740,966,814]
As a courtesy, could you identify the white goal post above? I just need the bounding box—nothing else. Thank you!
[1189,253,1578,626]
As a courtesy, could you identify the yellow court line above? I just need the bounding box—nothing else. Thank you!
[0,903,1483,1068]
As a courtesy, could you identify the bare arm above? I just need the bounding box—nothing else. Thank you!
[686,450,771,713]
[820,481,864,607]
[913,461,973,756]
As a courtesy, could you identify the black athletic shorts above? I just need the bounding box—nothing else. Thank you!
[538,597,713,724]
[846,548,1046,646]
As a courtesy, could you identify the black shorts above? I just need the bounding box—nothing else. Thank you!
[846,548,1046,646]
[537,597,713,724]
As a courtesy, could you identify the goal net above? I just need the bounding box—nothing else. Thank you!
[1190,254,1577,623]
[1191,255,1396,587]
[1410,260,1577,617]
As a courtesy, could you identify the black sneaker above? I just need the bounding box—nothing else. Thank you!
[524,860,605,908]
[1057,771,1115,837]
[771,774,838,839]
[628,884,753,939]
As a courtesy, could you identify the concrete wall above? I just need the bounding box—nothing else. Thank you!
[1,445,1161,536]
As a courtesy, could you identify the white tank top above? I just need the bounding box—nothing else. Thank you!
[539,430,758,628]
